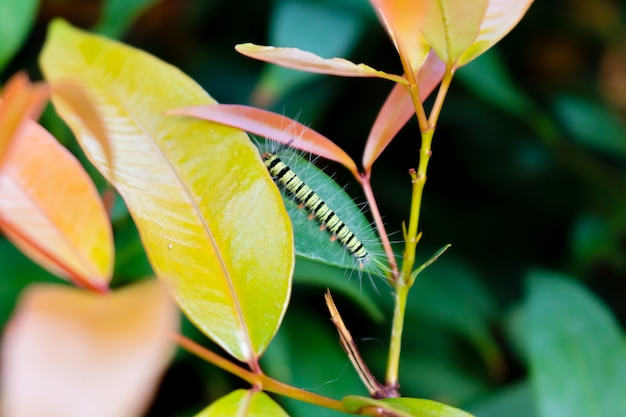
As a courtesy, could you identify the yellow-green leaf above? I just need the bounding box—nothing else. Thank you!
[420,0,489,66]
[39,20,294,363]
[195,389,290,417]
[457,0,534,67]
[169,104,359,176]
[49,80,114,169]
[343,395,475,417]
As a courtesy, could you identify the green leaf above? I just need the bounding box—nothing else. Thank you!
[343,395,475,417]
[195,389,290,417]
[256,139,386,277]
[255,0,366,102]
[456,50,559,141]
[570,213,625,269]
[112,213,153,280]
[408,258,502,376]
[40,20,294,363]
[399,353,489,404]
[294,257,384,321]
[467,382,538,417]
[526,271,626,417]
[409,244,451,285]
[0,239,57,333]
[457,50,535,119]
[94,0,160,38]
[262,309,368,417]
[0,0,39,71]
[94,0,162,38]
[553,94,626,159]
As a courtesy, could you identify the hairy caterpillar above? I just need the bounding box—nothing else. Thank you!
[263,152,368,263]
[255,138,388,280]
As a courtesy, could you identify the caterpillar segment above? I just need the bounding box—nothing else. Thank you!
[262,152,368,263]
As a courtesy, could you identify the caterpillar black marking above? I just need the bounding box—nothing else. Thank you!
[262,152,368,264]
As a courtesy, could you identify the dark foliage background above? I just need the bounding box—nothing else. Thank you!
[2,1,626,416]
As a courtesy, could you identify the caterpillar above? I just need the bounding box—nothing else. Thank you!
[262,151,369,265]
[254,136,389,284]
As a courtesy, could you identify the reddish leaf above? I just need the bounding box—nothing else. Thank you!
[235,43,407,85]
[169,104,360,176]
[0,73,49,163]
[0,119,114,290]
[1,280,179,417]
[362,52,446,171]
[369,0,431,75]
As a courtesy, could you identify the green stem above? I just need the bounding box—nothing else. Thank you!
[384,283,409,391]
[427,67,455,127]
[384,65,455,392]
[402,128,434,280]
[172,332,346,412]
[261,374,345,411]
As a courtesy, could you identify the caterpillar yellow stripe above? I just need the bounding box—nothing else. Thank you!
[263,152,368,262]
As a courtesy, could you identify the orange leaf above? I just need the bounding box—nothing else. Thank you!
[169,104,360,177]
[236,43,407,85]
[369,0,432,76]
[363,52,446,171]
[1,280,179,417]
[0,73,49,163]
[0,119,114,291]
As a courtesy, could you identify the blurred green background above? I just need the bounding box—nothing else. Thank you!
[2,1,626,416]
